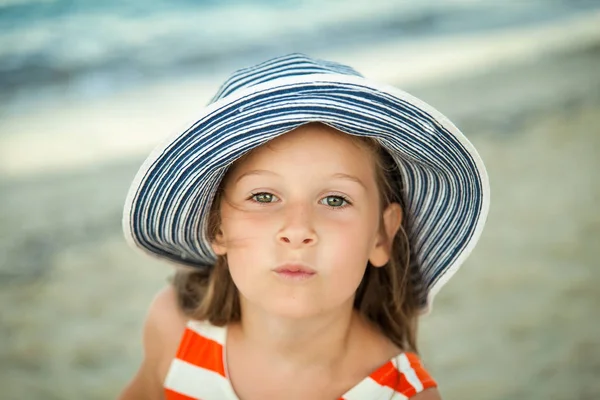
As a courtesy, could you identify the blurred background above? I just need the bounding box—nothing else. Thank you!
[1,1,600,399]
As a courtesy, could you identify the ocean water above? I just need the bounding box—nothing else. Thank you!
[1,0,599,109]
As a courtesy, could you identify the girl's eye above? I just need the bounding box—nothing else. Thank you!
[320,195,349,208]
[251,192,278,203]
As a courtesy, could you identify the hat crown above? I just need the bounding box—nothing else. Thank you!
[210,53,363,104]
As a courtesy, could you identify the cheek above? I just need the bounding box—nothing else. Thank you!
[318,218,376,285]
[220,209,273,248]
[219,210,277,285]
[320,211,378,253]
[332,259,368,292]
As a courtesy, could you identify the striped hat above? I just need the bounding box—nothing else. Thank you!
[123,53,490,312]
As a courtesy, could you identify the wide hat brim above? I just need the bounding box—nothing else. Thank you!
[123,73,490,313]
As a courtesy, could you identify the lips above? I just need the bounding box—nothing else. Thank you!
[272,263,316,281]
[273,263,316,274]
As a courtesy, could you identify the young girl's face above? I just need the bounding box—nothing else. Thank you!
[212,123,400,319]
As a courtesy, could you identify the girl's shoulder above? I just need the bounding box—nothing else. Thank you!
[354,325,441,399]
[118,285,188,399]
[375,351,442,399]
[144,285,190,382]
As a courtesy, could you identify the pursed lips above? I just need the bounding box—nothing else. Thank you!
[272,263,317,280]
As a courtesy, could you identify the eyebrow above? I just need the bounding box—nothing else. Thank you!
[330,173,367,190]
[235,169,280,183]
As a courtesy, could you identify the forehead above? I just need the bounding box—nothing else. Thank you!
[229,123,376,174]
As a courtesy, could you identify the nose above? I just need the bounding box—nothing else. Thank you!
[276,203,318,248]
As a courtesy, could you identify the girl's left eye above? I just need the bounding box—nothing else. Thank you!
[320,195,349,208]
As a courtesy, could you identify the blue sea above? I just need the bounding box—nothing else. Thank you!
[1,0,599,109]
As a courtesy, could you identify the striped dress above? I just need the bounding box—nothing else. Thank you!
[164,320,437,399]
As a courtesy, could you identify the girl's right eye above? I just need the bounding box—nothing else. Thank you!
[250,192,279,203]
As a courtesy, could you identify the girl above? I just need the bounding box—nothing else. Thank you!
[119,54,490,399]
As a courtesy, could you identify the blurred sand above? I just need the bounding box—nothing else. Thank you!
[1,44,599,400]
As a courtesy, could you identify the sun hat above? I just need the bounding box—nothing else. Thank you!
[123,53,490,312]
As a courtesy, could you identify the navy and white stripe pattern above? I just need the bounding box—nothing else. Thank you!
[123,54,490,311]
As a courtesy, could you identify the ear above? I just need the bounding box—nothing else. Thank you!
[369,203,403,267]
[210,228,228,256]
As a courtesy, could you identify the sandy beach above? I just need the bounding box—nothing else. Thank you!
[1,19,600,400]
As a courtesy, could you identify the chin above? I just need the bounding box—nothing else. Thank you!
[247,294,325,320]
[265,301,321,319]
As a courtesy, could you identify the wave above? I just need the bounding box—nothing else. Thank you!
[0,0,598,103]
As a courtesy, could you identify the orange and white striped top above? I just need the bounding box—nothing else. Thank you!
[164,320,437,399]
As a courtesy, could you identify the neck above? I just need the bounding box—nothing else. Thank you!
[234,298,368,369]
